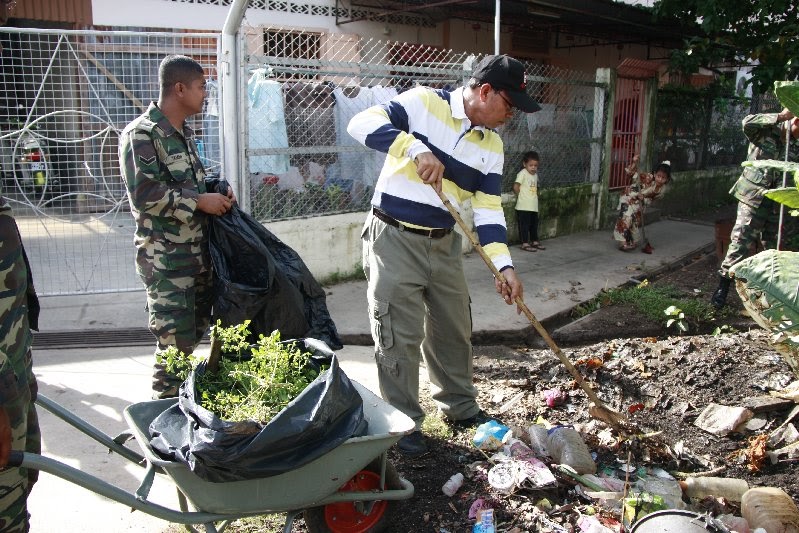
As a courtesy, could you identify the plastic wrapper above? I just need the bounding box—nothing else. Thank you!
[472,420,510,451]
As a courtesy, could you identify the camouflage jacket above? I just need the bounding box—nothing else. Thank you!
[0,197,36,404]
[732,112,799,207]
[119,102,210,277]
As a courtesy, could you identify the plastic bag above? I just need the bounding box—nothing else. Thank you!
[148,352,367,482]
[209,205,342,350]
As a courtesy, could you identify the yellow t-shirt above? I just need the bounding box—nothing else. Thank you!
[514,169,538,212]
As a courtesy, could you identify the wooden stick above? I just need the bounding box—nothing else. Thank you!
[207,334,222,373]
[434,188,629,429]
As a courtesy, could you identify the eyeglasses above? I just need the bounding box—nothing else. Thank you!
[494,89,515,113]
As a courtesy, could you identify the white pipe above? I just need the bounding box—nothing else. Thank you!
[494,0,501,54]
[221,0,249,207]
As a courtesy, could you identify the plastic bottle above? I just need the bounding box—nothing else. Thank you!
[527,424,550,458]
[546,426,596,474]
[442,472,464,497]
[679,476,749,502]
[741,487,799,532]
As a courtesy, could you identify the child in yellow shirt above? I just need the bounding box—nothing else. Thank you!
[513,151,544,251]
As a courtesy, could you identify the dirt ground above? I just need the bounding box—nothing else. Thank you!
[291,208,797,533]
[365,248,798,532]
[270,206,799,533]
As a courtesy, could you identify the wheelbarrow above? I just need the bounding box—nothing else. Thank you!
[11,380,415,533]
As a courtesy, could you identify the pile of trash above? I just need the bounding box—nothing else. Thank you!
[442,416,799,532]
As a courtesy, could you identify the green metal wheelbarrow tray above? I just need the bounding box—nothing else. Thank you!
[10,380,415,533]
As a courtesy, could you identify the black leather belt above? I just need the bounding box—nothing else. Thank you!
[372,208,452,239]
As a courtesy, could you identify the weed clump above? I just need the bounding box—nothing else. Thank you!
[157,321,327,423]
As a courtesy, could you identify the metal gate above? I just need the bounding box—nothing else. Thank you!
[0,28,220,295]
[609,76,647,189]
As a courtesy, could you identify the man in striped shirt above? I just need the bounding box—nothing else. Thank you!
[348,54,540,456]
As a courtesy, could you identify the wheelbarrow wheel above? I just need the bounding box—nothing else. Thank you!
[303,457,402,533]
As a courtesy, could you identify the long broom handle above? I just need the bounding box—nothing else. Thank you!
[435,188,610,409]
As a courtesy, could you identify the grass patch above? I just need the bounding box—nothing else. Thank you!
[422,411,454,440]
[572,280,718,326]
[318,262,366,286]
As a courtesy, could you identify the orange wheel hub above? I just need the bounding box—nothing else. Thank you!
[323,470,388,533]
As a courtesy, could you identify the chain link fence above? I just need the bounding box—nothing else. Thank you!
[242,26,607,221]
[0,28,219,295]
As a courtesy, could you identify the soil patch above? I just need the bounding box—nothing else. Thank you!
[551,250,754,347]
[288,243,798,532]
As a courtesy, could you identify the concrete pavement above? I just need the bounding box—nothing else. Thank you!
[27,217,717,532]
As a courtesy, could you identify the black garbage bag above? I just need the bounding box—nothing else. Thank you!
[209,204,342,350]
[148,353,367,482]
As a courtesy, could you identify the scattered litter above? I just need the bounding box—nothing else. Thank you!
[547,426,596,474]
[769,423,799,448]
[622,492,666,526]
[541,388,567,407]
[499,391,526,413]
[472,420,510,451]
[768,440,799,465]
[442,472,464,497]
[472,507,495,533]
[693,403,754,436]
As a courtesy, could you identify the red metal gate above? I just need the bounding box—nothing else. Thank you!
[610,76,645,189]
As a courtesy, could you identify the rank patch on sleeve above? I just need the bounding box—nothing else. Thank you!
[138,155,157,166]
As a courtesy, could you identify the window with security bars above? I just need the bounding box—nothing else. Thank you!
[263,30,320,80]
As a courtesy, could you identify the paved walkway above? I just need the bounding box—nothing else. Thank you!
[28,217,717,532]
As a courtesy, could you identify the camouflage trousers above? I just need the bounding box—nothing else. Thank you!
[0,354,40,533]
[144,271,214,397]
[719,199,779,278]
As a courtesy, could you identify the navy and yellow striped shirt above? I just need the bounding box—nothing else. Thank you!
[347,86,512,271]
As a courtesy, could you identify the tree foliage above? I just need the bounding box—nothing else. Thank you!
[652,0,799,94]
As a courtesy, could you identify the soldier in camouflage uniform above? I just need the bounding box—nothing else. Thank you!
[0,196,41,532]
[712,107,799,308]
[118,55,235,398]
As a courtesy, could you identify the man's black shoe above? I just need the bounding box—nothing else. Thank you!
[397,431,428,457]
[445,410,498,429]
[711,276,732,309]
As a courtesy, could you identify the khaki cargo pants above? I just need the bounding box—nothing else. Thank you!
[362,212,479,429]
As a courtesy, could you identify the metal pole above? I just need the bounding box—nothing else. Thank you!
[777,118,791,249]
[221,0,249,208]
[494,0,500,54]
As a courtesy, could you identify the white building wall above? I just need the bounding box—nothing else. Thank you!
[91,0,439,45]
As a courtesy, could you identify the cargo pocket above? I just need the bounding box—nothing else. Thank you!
[370,299,394,351]
[375,351,399,377]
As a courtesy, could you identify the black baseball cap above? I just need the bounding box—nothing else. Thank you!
[472,54,541,113]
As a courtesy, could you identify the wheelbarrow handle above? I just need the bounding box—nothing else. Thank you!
[7,450,22,468]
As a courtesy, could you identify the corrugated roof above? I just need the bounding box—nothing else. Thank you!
[2,0,92,27]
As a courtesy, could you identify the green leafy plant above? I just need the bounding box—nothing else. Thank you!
[158,322,328,423]
[712,324,737,336]
[664,305,688,334]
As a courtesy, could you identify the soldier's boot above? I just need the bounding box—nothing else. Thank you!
[711,276,732,309]
[152,363,181,400]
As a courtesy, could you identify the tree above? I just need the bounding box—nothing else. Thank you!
[652,0,799,94]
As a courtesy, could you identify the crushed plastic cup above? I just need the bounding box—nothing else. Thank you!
[487,462,516,493]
